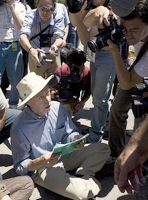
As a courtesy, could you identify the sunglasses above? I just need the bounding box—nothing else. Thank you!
[38,5,54,13]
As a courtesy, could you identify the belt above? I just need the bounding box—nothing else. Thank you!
[0,41,18,45]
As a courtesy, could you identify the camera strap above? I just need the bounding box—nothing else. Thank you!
[129,38,148,71]
[30,24,51,41]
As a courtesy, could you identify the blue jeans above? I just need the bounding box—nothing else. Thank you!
[88,50,116,143]
[0,42,24,105]
[67,23,79,48]
[0,108,21,143]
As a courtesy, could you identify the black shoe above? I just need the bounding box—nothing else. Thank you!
[103,130,109,139]
[81,128,90,135]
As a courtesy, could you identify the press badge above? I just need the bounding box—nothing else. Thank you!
[12,42,17,51]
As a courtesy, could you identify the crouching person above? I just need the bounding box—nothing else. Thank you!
[10,72,110,200]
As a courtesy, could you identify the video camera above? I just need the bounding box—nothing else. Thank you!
[55,44,86,99]
[38,52,54,65]
[131,78,148,118]
[66,0,109,13]
[0,0,5,6]
[87,15,125,52]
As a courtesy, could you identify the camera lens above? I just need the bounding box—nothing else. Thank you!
[87,37,100,53]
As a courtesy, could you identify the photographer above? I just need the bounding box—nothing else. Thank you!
[19,0,65,78]
[68,0,117,143]
[102,0,148,159]
[52,45,91,116]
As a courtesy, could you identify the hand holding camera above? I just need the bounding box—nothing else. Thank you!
[87,15,125,52]
[38,52,54,65]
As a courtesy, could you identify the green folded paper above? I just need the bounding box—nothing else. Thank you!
[52,133,90,156]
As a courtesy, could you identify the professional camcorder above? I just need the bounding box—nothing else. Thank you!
[131,78,148,118]
[55,44,86,99]
[0,0,5,6]
[87,15,125,52]
[66,0,109,13]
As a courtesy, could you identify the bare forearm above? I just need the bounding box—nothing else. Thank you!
[111,49,132,89]
[128,115,148,158]
[19,34,32,52]
[53,38,63,48]
[0,108,7,131]
[83,9,97,28]
[69,12,89,45]
[27,152,58,172]
[8,4,23,29]
[111,48,143,89]
[27,156,46,172]
[63,25,69,41]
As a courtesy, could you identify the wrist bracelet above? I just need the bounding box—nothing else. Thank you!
[28,47,33,53]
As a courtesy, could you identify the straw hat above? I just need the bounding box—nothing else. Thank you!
[17,72,58,108]
[111,0,138,17]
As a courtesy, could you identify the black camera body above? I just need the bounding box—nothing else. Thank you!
[60,43,86,67]
[55,45,86,99]
[57,76,74,100]
[131,78,148,118]
[66,0,109,13]
[67,0,95,13]
[87,15,125,52]
[0,0,5,6]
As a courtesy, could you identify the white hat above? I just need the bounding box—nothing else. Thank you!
[111,0,138,17]
[17,72,56,108]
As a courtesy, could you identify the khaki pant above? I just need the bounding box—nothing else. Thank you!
[0,176,34,200]
[32,143,110,200]
[28,49,61,78]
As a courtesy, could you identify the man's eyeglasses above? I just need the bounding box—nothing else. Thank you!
[38,5,54,13]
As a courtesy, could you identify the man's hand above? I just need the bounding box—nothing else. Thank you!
[49,45,58,56]
[73,135,86,150]
[29,48,45,67]
[83,6,111,29]
[40,152,61,167]
[28,151,61,171]
[114,148,145,194]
